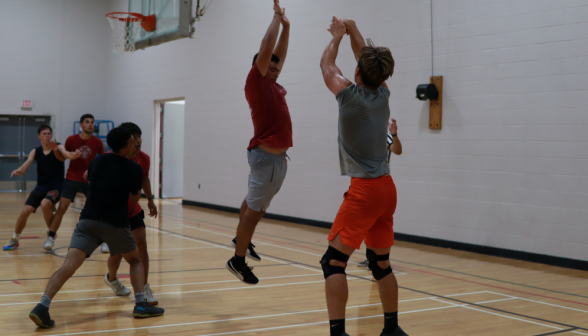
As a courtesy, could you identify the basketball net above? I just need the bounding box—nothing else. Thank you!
[106,13,144,53]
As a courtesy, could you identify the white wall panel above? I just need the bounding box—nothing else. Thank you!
[3,0,586,261]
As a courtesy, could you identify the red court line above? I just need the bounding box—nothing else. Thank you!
[12,280,21,284]
[169,217,588,309]
[118,275,130,279]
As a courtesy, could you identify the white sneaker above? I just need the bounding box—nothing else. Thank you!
[101,243,109,254]
[103,274,131,296]
[43,236,55,251]
[144,283,158,305]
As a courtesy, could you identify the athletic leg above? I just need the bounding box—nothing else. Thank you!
[49,198,71,233]
[239,198,247,222]
[15,205,35,235]
[132,226,157,304]
[105,229,147,282]
[133,227,149,281]
[324,234,354,319]
[106,253,124,281]
[366,246,398,310]
[4,205,35,251]
[230,198,262,262]
[235,205,265,257]
[366,245,405,335]
[364,178,405,335]
[29,247,87,328]
[122,249,164,318]
[43,248,87,298]
[121,249,145,295]
[40,199,54,229]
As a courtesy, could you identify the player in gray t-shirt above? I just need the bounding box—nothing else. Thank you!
[319,17,408,336]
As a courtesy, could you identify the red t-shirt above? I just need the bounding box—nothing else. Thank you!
[107,150,150,218]
[65,135,105,182]
[245,63,293,150]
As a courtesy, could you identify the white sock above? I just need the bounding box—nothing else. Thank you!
[13,233,20,239]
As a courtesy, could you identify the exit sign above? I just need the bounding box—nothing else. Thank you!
[22,100,33,108]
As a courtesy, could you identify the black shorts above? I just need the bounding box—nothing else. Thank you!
[25,187,60,211]
[129,210,146,231]
[61,179,90,201]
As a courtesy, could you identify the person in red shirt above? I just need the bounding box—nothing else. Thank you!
[48,114,104,249]
[100,122,159,305]
[226,0,292,285]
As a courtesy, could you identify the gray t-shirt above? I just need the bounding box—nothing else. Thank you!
[337,84,391,178]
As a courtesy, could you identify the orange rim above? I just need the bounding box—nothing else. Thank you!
[106,12,145,23]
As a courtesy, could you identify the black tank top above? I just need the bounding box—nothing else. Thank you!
[34,145,65,191]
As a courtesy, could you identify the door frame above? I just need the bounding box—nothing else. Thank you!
[152,98,184,199]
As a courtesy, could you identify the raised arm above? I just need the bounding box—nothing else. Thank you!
[272,9,290,65]
[49,140,66,162]
[344,19,389,89]
[11,149,35,178]
[256,0,284,77]
[343,19,365,62]
[57,145,81,161]
[320,17,353,96]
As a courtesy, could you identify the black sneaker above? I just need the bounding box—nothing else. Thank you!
[381,326,409,336]
[230,237,261,262]
[29,304,55,328]
[132,302,165,318]
[226,257,259,285]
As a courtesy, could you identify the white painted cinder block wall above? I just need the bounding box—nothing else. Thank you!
[8,0,583,261]
[102,0,588,261]
[0,0,110,143]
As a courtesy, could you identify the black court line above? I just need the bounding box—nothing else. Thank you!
[534,329,578,336]
[149,224,588,333]
[161,211,588,301]
[0,264,285,283]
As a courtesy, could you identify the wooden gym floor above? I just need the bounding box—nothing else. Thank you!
[1,192,588,336]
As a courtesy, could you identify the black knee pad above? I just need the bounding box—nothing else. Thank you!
[366,249,393,280]
[320,246,350,279]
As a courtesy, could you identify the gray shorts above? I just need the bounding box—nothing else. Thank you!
[70,219,137,257]
[246,147,288,212]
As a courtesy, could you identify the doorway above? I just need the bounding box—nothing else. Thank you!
[0,115,52,192]
[153,99,185,199]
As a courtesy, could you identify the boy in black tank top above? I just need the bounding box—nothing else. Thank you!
[3,125,80,252]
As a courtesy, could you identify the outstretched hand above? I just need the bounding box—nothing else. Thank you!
[50,139,59,151]
[327,16,346,38]
[10,169,23,179]
[72,149,82,160]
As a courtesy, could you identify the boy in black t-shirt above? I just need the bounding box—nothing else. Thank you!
[29,127,164,329]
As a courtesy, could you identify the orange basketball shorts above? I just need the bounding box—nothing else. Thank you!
[328,175,397,249]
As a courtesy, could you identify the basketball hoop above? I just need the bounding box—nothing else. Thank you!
[106,12,156,53]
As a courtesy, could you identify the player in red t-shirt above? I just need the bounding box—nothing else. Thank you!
[101,122,159,305]
[49,114,104,246]
[226,0,292,285]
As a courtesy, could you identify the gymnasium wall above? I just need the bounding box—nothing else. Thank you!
[95,1,588,261]
[0,0,110,144]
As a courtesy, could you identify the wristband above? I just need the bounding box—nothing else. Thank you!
[391,134,397,137]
